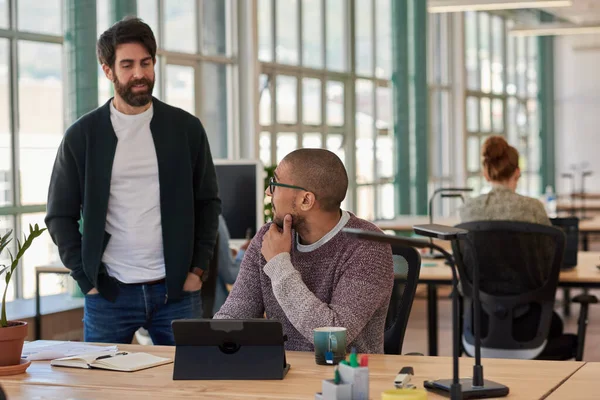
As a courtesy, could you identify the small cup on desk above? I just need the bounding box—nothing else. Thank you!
[313,327,347,365]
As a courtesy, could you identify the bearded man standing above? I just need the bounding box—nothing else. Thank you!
[45,17,220,345]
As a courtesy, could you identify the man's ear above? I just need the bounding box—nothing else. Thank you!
[299,192,316,211]
[101,64,113,81]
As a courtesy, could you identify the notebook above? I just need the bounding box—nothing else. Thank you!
[50,351,172,372]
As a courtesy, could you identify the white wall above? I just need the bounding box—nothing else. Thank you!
[554,35,600,195]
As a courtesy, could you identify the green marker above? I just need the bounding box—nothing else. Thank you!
[334,366,341,384]
[349,347,359,367]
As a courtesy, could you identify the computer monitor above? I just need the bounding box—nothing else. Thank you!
[214,159,264,240]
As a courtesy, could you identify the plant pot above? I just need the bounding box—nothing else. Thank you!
[0,321,28,366]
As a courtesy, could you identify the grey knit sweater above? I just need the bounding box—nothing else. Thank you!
[213,212,394,353]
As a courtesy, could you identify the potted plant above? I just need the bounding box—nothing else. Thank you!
[0,224,46,368]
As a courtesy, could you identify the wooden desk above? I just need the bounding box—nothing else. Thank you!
[376,216,460,232]
[546,362,598,399]
[0,345,584,399]
[377,215,600,251]
[408,252,600,356]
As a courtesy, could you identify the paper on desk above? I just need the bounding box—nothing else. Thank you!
[22,340,118,361]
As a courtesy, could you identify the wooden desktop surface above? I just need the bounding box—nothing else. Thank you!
[417,251,600,283]
[376,215,600,233]
[546,362,599,399]
[0,345,584,399]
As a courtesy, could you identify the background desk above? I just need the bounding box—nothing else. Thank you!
[0,345,585,399]
[546,362,599,399]
[407,251,600,356]
[376,215,600,251]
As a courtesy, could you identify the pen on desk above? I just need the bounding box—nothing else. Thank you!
[96,351,127,360]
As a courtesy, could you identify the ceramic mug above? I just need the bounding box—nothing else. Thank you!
[313,327,347,365]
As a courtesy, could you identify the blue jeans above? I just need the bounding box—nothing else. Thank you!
[83,281,202,345]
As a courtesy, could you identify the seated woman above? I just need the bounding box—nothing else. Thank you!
[460,135,549,225]
[459,136,566,357]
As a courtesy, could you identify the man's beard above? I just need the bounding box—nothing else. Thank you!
[273,203,305,232]
[113,75,154,107]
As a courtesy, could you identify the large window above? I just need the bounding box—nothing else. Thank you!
[258,0,394,220]
[464,11,540,196]
[0,0,64,301]
[97,0,236,158]
[428,12,455,217]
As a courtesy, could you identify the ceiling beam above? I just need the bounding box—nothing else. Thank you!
[510,22,600,36]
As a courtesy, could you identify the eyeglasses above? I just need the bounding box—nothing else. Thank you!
[269,176,307,194]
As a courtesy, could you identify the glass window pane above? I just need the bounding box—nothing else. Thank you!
[18,41,63,206]
[467,175,483,196]
[326,0,346,72]
[138,0,160,44]
[465,11,478,90]
[276,0,299,64]
[326,134,345,164]
[467,136,480,173]
[517,37,527,97]
[0,39,11,207]
[376,135,393,178]
[303,78,321,125]
[466,96,479,132]
[0,0,7,29]
[276,132,298,163]
[356,185,374,220]
[259,74,272,125]
[259,131,272,167]
[376,0,392,79]
[356,79,373,139]
[506,22,516,95]
[377,184,395,219]
[18,0,61,35]
[303,132,322,148]
[326,81,344,126]
[164,0,196,53]
[355,0,373,76]
[202,0,229,55]
[527,36,538,96]
[376,86,391,130]
[0,216,15,302]
[97,0,111,38]
[201,63,229,158]
[480,97,491,132]
[276,75,297,124]
[507,97,517,144]
[165,64,195,115]
[491,16,504,95]
[21,213,62,299]
[302,0,323,68]
[492,98,503,133]
[479,13,491,93]
[356,137,374,184]
[258,0,273,62]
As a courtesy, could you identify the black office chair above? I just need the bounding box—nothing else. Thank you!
[384,243,421,355]
[452,221,596,361]
[201,234,220,318]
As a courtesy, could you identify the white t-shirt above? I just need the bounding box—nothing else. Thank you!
[101,101,165,283]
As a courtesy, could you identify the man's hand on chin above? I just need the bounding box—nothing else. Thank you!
[261,214,293,262]
[183,272,203,292]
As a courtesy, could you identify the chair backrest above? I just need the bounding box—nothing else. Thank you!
[384,243,421,354]
[452,221,565,359]
[550,217,579,268]
[201,234,220,318]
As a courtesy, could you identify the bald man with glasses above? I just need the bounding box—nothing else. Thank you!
[214,149,394,354]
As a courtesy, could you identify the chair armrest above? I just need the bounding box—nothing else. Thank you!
[572,294,598,304]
